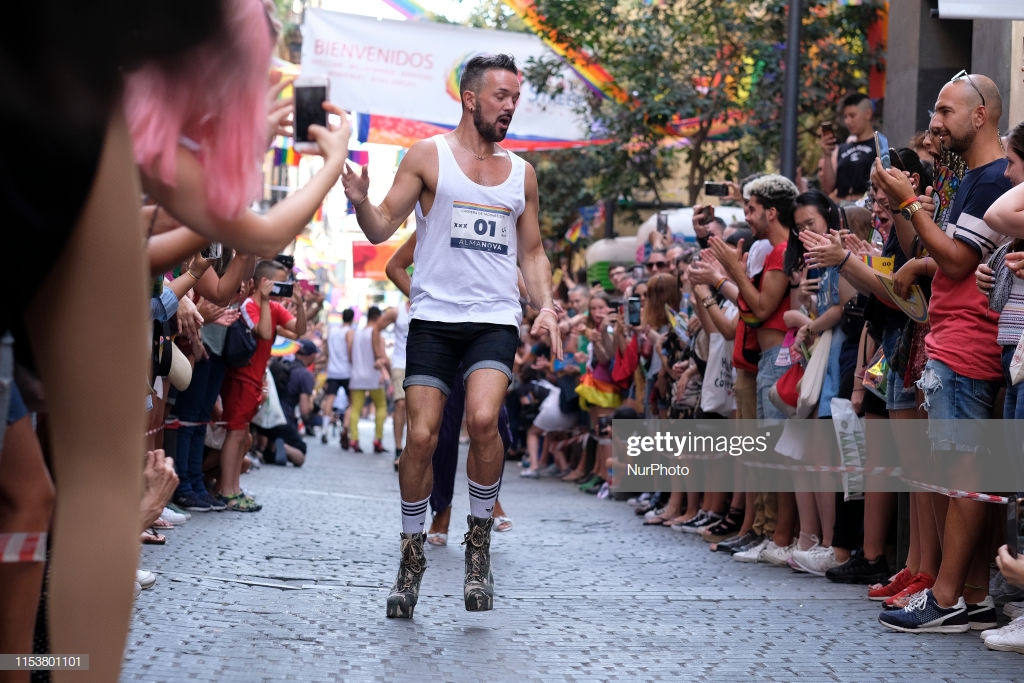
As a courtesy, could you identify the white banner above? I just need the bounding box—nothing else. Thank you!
[301,9,591,142]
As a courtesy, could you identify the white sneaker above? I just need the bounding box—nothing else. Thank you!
[133,581,142,599]
[790,545,840,576]
[644,506,667,520]
[981,614,1024,639]
[1005,601,1024,620]
[761,540,797,567]
[733,537,771,563]
[136,569,157,590]
[985,619,1024,653]
[159,506,189,526]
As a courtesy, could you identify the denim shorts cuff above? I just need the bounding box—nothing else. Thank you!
[463,360,512,383]
[403,374,450,396]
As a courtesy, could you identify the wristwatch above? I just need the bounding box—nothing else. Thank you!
[901,200,923,220]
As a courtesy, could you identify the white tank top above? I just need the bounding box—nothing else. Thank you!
[325,323,352,380]
[349,325,381,390]
[391,301,411,370]
[410,135,525,327]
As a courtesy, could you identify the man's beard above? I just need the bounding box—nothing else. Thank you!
[474,107,509,143]
[943,125,977,156]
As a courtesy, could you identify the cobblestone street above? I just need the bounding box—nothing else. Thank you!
[122,420,1024,682]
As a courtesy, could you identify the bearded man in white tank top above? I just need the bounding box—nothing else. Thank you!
[342,53,561,619]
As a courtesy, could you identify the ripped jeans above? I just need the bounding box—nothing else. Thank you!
[916,358,1000,453]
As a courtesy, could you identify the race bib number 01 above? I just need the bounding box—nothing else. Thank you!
[450,201,513,255]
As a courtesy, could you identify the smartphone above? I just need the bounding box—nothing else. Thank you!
[627,296,642,326]
[270,281,294,298]
[820,121,834,136]
[874,131,890,169]
[293,76,329,153]
[888,147,907,172]
[704,182,730,197]
[806,267,822,281]
[201,242,222,259]
[656,213,670,235]
[596,415,613,434]
[275,253,295,270]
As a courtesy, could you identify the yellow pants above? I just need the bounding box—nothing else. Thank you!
[349,388,387,444]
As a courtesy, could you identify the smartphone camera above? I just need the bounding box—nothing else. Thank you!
[276,253,295,270]
[293,77,329,152]
[627,296,642,326]
[201,242,222,259]
[656,213,670,235]
[820,122,834,136]
[704,182,730,197]
[270,281,294,298]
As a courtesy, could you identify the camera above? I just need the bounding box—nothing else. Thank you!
[275,253,295,270]
[704,182,730,197]
[270,281,293,298]
[201,242,222,259]
[656,213,670,235]
[627,296,642,326]
[293,76,329,153]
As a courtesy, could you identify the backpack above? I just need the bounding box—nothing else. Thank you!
[269,357,302,399]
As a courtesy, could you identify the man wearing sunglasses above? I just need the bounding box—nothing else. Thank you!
[872,71,1011,635]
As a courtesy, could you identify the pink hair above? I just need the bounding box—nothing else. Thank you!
[124,0,273,220]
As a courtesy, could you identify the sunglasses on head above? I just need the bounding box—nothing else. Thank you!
[950,69,986,107]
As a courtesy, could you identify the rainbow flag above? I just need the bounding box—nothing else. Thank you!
[271,336,301,357]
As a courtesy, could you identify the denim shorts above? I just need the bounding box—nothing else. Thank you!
[916,358,1000,452]
[882,328,917,412]
[756,344,790,421]
[404,320,519,396]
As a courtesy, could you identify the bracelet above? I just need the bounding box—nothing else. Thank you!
[853,374,864,380]
[838,250,852,271]
[713,277,727,291]
[539,307,558,318]
[185,270,201,281]
[898,196,917,211]
[702,296,717,309]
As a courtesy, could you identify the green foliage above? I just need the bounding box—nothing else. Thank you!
[519,0,885,220]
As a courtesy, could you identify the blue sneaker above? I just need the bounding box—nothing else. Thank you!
[202,491,227,512]
[173,491,212,512]
[878,588,969,633]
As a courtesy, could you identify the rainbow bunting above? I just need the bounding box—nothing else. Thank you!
[348,149,369,166]
[380,0,430,19]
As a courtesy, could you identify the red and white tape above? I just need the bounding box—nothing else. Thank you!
[900,478,1013,504]
[740,460,902,476]
[0,532,47,563]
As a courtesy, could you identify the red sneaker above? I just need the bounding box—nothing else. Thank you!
[883,573,936,609]
[868,567,913,601]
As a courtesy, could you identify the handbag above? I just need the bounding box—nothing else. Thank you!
[862,346,888,401]
[1010,330,1024,386]
[222,317,258,368]
[768,362,804,418]
[252,368,287,429]
[797,329,832,418]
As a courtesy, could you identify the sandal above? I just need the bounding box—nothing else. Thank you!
[701,507,744,540]
[643,514,673,526]
[426,531,448,546]
[151,518,174,530]
[141,527,166,545]
[220,492,262,513]
[494,516,513,533]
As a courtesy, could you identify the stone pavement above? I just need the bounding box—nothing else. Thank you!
[123,419,1024,682]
